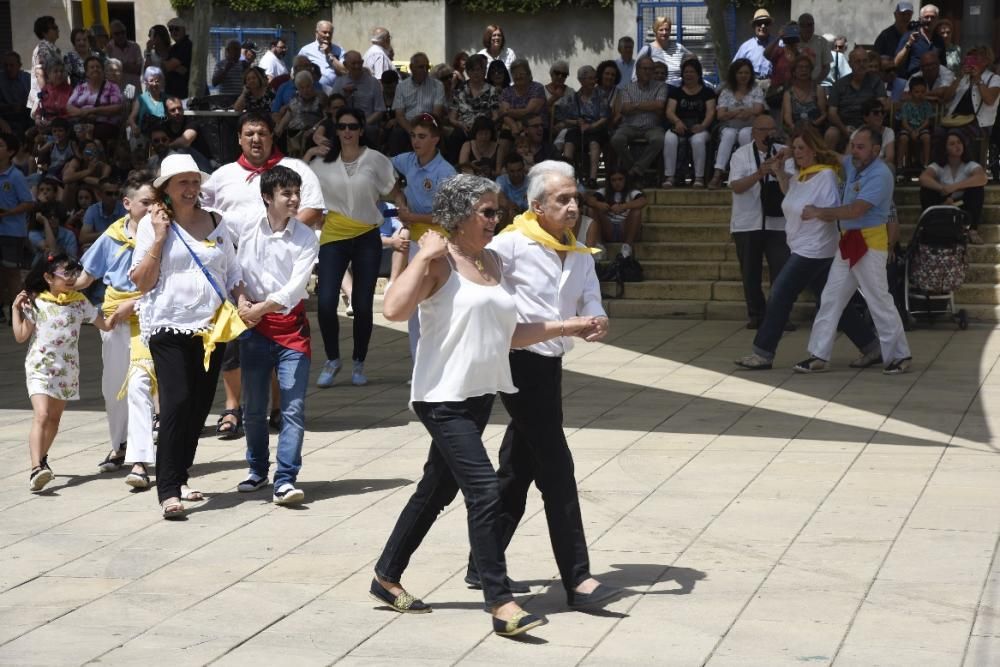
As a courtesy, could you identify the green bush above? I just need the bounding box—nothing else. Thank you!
[170,0,613,15]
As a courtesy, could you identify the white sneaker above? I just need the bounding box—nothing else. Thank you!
[316,359,342,388]
[621,243,632,258]
[352,361,368,386]
[273,483,305,505]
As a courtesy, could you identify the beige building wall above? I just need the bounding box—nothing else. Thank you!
[331,1,447,65]
[790,0,901,46]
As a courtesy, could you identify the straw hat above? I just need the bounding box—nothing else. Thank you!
[752,9,773,25]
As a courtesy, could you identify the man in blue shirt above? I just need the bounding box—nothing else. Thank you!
[496,153,528,220]
[893,3,944,78]
[799,126,911,375]
[733,8,775,79]
[296,20,345,93]
[81,177,127,244]
[0,132,35,319]
[614,37,635,89]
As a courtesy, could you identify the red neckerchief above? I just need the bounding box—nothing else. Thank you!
[255,301,311,357]
[237,147,286,182]
[839,229,868,267]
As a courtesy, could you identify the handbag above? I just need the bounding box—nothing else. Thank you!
[752,145,785,219]
[940,114,976,128]
[170,221,248,368]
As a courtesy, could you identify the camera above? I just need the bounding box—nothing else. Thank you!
[764,136,777,150]
[908,20,921,30]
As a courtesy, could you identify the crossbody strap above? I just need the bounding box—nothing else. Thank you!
[170,219,227,303]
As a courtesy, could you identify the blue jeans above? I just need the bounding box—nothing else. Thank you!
[753,253,877,361]
[240,331,310,488]
[317,227,383,362]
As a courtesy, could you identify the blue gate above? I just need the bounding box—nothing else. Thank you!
[636,1,737,85]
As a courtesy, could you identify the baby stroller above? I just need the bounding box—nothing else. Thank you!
[904,205,969,329]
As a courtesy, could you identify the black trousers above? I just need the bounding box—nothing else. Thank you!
[732,229,790,321]
[149,332,225,503]
[919,185,986,229]
[375,394,513,608]
[467,350,591,592]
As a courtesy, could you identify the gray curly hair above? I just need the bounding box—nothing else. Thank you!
[432,174,501,233]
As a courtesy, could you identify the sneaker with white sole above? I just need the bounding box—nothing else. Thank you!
[883,357,912,375]
[237,473,269,493]
[352,361,368,386]
[735,353,773,370]
[316,359,342,388]
[793,356,828,373]
[273,484,305,505]
[29,466,53,492]
[850,348,883,368]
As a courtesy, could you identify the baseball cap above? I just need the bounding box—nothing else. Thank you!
[895,2,914,13]
[241,40,258,53]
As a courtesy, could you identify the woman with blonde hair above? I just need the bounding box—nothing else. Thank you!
[737,125,878,370]
[633,16,691,86]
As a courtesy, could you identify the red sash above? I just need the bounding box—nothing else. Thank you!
[838,229,868,268]
[237,147,286,182]
[255,302,311,357]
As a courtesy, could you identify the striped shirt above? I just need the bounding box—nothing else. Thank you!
[392,76,445,121]
[617,80,668,131]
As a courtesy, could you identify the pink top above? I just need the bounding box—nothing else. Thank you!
[68,80,123,125]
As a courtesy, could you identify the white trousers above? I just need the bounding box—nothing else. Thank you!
[807,248,911,364]
[100,323,156,464]
[714,126,753,171]
[663,130,710,177]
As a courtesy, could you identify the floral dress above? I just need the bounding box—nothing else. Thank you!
[24,297,98,400]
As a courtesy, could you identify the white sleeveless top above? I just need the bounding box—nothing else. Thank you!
[410,254,519,404]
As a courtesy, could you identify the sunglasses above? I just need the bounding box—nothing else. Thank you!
[336,122,361,131]
[478,207,500,220]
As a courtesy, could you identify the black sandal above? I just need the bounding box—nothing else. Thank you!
[216,408,243,440]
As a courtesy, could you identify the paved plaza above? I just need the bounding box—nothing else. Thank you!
[1,315,1000,666]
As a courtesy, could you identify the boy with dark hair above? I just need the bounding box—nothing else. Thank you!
[899,76,934,171]
[231,165,319,505]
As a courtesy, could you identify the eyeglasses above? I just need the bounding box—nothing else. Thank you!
[478,207,500,220]
[53,270,81,280]
[336,122,362,131]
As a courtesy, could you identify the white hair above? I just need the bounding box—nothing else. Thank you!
[526,160,576,206]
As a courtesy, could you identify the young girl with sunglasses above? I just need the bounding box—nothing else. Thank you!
[12,253,110,492]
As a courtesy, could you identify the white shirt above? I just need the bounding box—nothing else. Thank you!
[477,47,516,73]
[130,214,243,340]
[780,160,840,259]
[488,229,606,358]
[228,214,318,313]
[946,71,1000,129]
[309,148,396,225]
[728,141,787,233]
[363,44,393,78]
[904,66,954,92]
[258,50,289,80]
[926,160,984,200]
[201,157,324,231]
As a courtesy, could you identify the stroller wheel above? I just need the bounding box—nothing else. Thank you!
[957,309,968,330]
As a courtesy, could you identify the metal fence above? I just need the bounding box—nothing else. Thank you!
[636,1,737,85]
[207,26,297,90]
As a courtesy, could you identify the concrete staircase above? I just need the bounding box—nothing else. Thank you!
[601,185,1000,322]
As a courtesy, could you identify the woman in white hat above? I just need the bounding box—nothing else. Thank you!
[129,154,248,519]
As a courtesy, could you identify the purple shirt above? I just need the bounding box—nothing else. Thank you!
[68,80,123,125]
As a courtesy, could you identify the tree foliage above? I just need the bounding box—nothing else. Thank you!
[169,0,332,15]
[447,0,613,12]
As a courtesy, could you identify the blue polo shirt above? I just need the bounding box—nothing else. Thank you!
[840,157,893,230]
[0,165,34,237]
[391,151,455,214]
[496,173,528,212]
[80,217,137,292]
[83,201,127,236]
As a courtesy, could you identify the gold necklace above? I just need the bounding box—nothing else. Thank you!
[449,242,487,274]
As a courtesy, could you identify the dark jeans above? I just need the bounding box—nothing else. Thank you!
[375,394,513,608]
[465,350,591,592]
[316,228,382,363]
[919,185,986,229]
[753,253,877,360]
[733,229,790,320]
[149,332,225,503]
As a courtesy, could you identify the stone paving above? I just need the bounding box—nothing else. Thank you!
[2,315,1000,666]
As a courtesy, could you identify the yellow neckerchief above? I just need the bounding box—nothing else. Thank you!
[500,211,600,254]
[195,300,247,370]
[409,222,448,243]
[102,286,157,399]
[797,163,841,182]
[37,290,87,305]
[841,225,889,252]
[105,215,136,256]
[320,210,376,245]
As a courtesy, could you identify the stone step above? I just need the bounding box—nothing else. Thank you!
[643,205,1000,226]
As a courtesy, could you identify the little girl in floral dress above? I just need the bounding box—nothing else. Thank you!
[12,253,110,492]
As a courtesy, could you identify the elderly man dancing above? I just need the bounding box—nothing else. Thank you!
[465,160,624,609]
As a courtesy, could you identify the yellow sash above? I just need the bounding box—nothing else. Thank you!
[500,212,600,254]
[104,216,135,256]
[319,210,377,245]
[37,290,87,305]
[103,286,158,399]
[195,301,248,371]
[859,225,889,252]
[797,163,841,182]
[410,222,448,243]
